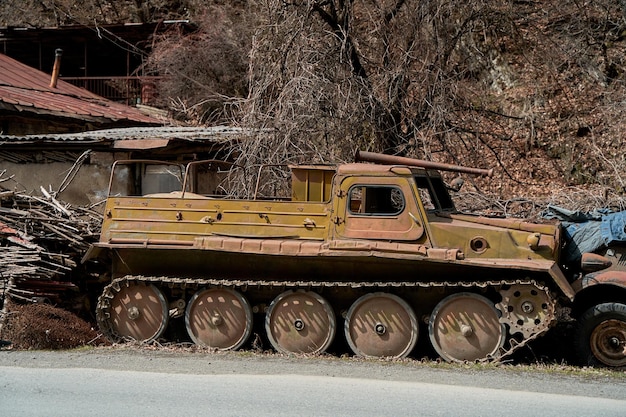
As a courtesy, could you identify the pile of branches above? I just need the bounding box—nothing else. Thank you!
[0,169,103,311]
[454,185,626,220]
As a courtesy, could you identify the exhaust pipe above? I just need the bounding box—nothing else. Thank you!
[355,150,494,177]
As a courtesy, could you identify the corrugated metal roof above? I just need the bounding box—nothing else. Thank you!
[0,52,162,125]
[0,126,252,146]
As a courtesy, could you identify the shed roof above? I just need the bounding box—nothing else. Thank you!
[0,52,162,126]
[0,125,250,148]
[0,126,251,164]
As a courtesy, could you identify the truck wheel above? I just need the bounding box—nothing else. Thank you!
[576,303,626,367]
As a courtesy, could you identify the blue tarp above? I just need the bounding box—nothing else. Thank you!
[541,205,626,263]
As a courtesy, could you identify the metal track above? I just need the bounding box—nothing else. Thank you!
[96,275,556,363]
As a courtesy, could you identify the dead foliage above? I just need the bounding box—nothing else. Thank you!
[0,0,206,26]
[0,301,105,349]
[452,184,626,220]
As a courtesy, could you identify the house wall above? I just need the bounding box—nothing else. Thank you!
[2,151,129,207]
[0,114,93,135]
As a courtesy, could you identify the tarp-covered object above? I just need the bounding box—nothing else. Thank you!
[542,205,626,263]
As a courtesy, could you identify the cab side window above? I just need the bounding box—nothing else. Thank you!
[348,185,405,215]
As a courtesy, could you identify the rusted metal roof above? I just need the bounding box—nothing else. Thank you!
[0,52,162,126]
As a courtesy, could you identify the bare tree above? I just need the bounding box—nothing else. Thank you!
[239,0,626,200]
[0,0,201,26]
[146,4,252,124]
[241,1,525,161]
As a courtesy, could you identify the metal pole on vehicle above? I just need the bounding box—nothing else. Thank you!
[355,150,494,177]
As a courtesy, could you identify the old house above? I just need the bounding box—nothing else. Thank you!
[0,22,249,206]
[0,22,194,105]
[0,48,247,206]
[0,52,163,135]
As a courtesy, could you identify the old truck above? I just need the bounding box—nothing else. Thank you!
[84,151,626,367]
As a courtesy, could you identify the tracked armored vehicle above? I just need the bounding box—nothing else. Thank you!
[84,151,626,366]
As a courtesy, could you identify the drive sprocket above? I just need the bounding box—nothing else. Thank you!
[496,283,556,339]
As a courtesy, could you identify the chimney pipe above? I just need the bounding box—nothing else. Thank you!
[49,48,63,88]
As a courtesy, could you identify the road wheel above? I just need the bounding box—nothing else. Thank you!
[185,288,253,350]
[344,293,418,359]
[576,302,626,367]
[429,292,505,362]
[100,282,168,342]
[265,290,336,354]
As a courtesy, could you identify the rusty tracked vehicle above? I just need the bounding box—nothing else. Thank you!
[84,152,626,366]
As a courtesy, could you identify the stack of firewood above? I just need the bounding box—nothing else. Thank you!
[0,169,103,307]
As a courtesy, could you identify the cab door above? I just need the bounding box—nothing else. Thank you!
[334,176,425,241]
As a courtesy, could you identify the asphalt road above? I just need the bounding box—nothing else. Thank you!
[1,348,625,417]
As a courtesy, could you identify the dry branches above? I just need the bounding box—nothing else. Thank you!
[0,170,103,310]
[145,4,252,125]
[243,0,626,201]
[455,185,626,220]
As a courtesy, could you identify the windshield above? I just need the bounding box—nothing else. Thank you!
[414,175,455,211]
